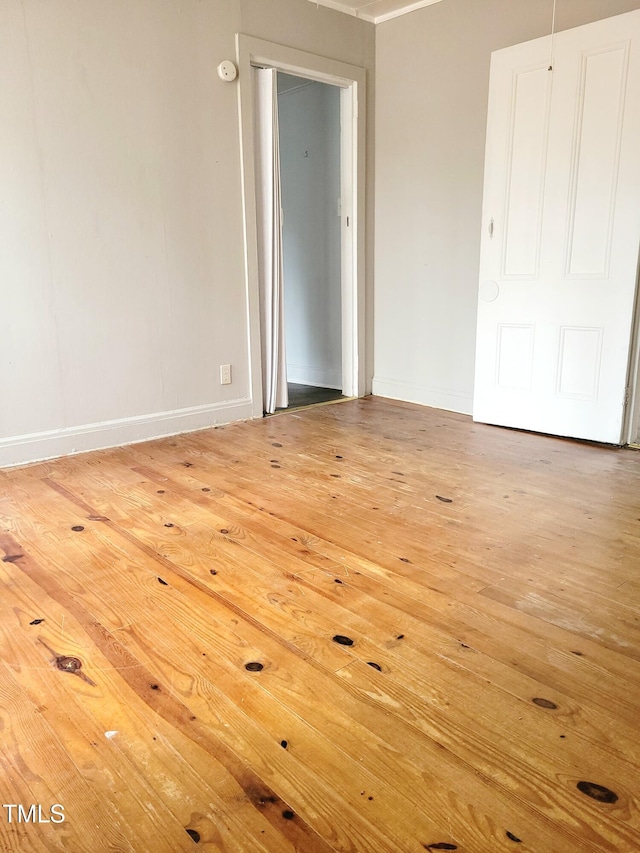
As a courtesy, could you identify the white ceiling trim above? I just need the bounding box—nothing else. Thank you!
[307,0,443,25]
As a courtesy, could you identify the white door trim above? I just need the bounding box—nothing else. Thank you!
[236,34,366,417]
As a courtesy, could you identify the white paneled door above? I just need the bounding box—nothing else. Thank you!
[473,10,640,443]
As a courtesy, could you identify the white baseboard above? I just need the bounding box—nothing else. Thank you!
[0,397,254,469]
[371,376,473,415]
[287,363,342,390]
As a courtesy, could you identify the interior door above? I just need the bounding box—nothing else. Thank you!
[473,10,640,443]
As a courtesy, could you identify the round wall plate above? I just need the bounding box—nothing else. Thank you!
[217,60,237,82]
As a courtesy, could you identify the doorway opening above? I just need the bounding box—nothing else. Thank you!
[236,36,366,420]
[275,72,345,413]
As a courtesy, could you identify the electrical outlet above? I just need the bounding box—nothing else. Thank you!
[220,364,231,385]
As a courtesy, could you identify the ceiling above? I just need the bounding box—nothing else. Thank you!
[307,0,443,25]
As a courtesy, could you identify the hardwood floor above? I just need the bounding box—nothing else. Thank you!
[0,396,639,852]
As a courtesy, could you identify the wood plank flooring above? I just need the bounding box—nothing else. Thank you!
[0,396,639,852]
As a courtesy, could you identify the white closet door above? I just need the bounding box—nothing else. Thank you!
[473,9,640,443]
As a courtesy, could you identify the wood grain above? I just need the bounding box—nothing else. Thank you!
[0,396,639,851]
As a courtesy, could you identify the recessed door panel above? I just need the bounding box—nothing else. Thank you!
[566,45,629,278]
[503,67,550,278]
[556,326,602,399]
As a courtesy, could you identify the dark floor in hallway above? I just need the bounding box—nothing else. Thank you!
[283,383,344,410]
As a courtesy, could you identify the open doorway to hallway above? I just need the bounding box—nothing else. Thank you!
[237,34,366,420]
[275,72,345,413]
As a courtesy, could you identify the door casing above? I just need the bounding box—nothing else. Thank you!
[236,35,367,417]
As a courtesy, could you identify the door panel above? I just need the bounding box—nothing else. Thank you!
[502,65,550,279]
[473,10,640,443]
[565,44,628,278]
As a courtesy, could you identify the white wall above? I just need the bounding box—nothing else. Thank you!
[0,0,374,467]
[374,0,640,415]
[278,77,342,390]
